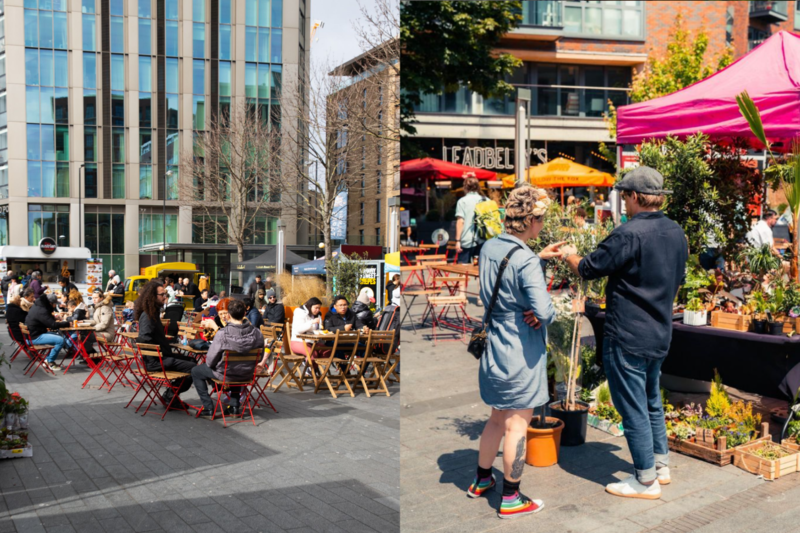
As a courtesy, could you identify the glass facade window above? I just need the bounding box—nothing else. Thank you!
[166,94,178,128]
[271,29,282,63]
[28,204,70,246]
[140,165,152,199]
[84,127,97,162]
[109,0,123,16]
[193,23,204,58]
[84,90,96,124]
[139,56,152,92]
[140,130,152,164]
[112,164,125,198]
[82,14,96,51]
[139,93,151,127]
[110,14,123,53]
[193,0,205,21]
[271,0,282,26]
[166,57,179,93]
[138,0,151,18]
[166,0,178,20]
[84,212,125,282]
[220,0,231,24]
[85,163,98,198]
[219,61,231,96]
[111,91,124,125]
[193,96,205,130]
[166,20,178,56]
[82,0,95,13]
[112,128,124,162]
[219,24,231,60]
[83,53,96,89]
[111,54,124,91]
[559,1,643,38]
[139,18,151,55]
[193,60,204,95]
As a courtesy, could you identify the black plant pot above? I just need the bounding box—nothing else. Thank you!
[769,321,785,336]
[753,319,767,334]
[548,400,589,447]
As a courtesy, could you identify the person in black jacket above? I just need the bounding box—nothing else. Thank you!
[135,281,197,404]
[243,296,263,329]
[6,288,35,347]
[194,290,209,312]
[352,288,377,331]
[58,277,78,299]
[262,289,285,325]
[25,293,69,371]
[323,296,356,333]
[183,277,199,298]
[246,275,265,296]
[385,274,400,304]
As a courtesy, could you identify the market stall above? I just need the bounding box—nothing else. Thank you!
[230,247,307,294]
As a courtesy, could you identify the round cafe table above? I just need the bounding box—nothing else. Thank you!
[59,326,106,389]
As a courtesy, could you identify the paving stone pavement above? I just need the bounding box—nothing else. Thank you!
[0,324,399,533]
[400,296,800,533]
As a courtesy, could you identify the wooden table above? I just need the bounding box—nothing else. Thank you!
[400,289,442,334]
[436,264,479,278]
[171,343,208,362]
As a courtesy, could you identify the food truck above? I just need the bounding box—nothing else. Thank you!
[124,262,207,309]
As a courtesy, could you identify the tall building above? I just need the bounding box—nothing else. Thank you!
[404,1,797,177]
[2,0,309,290]
[329,40,399,249]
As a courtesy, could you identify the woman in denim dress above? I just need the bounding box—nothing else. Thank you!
[467,186,565,520]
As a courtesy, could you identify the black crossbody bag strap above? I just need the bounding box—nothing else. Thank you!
[482,245,522,329]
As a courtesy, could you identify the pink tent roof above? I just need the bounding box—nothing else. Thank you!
[617,31,800,151]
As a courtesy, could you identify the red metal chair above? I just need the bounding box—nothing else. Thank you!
[19,324,56,377]
[131,343,192,420]
[205,348,262,427]
[7,326,30,363]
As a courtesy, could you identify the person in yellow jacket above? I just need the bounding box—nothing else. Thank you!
[198,275,209,294]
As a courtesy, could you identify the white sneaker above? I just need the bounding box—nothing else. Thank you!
[605,475,661,500]
[656,466,671,485]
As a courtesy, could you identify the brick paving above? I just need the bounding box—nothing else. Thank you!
[0,325,399,533]
[400,297,800,533]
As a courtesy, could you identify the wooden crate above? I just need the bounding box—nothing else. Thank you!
[734,439,800,480]
[710,311,751,332]
[781,438,800,452]
[668,422,769,466]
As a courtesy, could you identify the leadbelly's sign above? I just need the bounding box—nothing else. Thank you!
[442,146,548,170]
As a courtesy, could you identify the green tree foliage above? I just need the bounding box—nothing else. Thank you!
[601,14,733,168]
[637,134,762,257]
[400,1,522,134]
[325,253,368,305]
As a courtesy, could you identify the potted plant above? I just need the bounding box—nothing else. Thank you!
[683,297,707,326]
[587,383,625,436]
[526,406,564,467]
[750,291,768,333]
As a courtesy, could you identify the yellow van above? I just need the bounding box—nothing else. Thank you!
[124,262,207,309]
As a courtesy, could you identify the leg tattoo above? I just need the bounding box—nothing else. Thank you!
[510,436,526,479]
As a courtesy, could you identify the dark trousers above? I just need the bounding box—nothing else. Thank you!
[148,355,196,395]
[458,244,482,264]
[191,364,242,411]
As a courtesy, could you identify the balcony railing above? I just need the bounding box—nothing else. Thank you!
[520,1,563,27]
[749,1,788,22]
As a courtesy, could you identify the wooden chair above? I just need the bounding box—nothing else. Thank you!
[272,322,308,392]
[207,348,262,427]
[19,324,55,377]
[354,330,397,397]
[433,275,469,296]
[131,343,192,420]
[312,331,360,399]
[159,318,170,334]
[428,295,467,344]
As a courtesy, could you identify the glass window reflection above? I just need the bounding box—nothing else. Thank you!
[139,18,151,55]
[83,14,96,51]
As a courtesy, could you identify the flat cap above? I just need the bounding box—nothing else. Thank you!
[614,166,672,195]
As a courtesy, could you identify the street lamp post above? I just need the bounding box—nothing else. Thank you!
[79,164,85,249]
[163,170,173,263]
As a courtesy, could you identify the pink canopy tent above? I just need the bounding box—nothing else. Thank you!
[617,31,800,151]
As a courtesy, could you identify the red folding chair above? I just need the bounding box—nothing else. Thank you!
[130,343,192,420]
[19,324,55,377]
[7,326,30,363]
[204,348,262,427]
[102,343,138,392]
[251,327,279,413]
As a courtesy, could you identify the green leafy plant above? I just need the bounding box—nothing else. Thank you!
[717,424,754,449]
[669,423,692,441]
[325,252,368,306]
[737,245,782,279]
[750,291,769,319]
[594,403,622,424]
[596,382,612,405]
[685,298,704,312]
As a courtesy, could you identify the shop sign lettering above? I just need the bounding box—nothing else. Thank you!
[443,146,547,170]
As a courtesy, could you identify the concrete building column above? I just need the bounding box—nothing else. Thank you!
[124,204,141,277]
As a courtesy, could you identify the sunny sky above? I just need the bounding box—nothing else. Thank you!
[309,0,366,67]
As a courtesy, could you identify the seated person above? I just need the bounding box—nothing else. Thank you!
[136,281,196,405]
[85,291,117,350]
[63,299,91,357]
[352,288,377,332]
[262,289,285,325]
[243,296,264,329]
[191,299,264,418]
[6,288,36,346]
[194,290,209,312]
[25,293,70,372]
[290,298,330,362]
[122,300,135,323]
[385,274,400,302]
[323,295,356,333]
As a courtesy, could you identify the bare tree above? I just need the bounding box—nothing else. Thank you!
[178,102,280,270]
[275,56,385,296]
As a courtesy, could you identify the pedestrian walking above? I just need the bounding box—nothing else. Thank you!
[562,166,688,500]
[469,186,568,519]
[454,175,486,264]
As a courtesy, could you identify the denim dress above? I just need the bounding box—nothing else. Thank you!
[478,233,555,410]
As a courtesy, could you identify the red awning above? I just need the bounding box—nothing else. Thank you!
[400,158,497,181]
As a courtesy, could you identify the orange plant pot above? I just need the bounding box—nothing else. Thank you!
[526,417,564,467]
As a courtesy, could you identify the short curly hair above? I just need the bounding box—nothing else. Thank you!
[503,185,552,234]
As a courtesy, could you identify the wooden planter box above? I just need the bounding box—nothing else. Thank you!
[710,311,752,332]
[587,414,624,437]
[668,422,769,466]
[734,439,800,480]
[781,438,800,452]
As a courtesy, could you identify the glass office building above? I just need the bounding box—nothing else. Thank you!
[4,0,308,288]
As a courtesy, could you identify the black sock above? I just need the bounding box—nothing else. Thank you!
[477,466,492,480]
[502,478,520,497]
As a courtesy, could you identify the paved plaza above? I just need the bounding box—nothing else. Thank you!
[0,324,400,533]
[400,297,800,533]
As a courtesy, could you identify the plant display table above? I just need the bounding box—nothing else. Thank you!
[586,312,800,399]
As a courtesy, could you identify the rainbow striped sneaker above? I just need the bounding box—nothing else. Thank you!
[498,492,544,519]
[466,475,496,498]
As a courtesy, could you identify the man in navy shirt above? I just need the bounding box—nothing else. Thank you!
[563,166,688,501]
